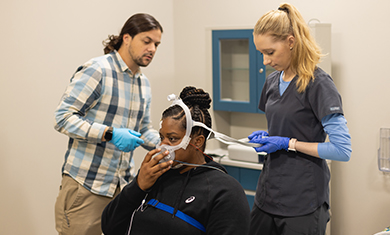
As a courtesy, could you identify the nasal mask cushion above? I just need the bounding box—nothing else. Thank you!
[157,94,208,163]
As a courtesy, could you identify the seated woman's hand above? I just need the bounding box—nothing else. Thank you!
[137,148,173,191]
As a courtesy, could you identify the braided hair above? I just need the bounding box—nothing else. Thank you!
[161,86,212,150]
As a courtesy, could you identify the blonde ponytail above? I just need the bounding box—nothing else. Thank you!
[254,3,322,93]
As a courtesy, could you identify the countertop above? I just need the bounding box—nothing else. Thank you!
[205,148,263,170]
[205,148,331,170]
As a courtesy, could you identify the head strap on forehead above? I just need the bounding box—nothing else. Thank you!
[167,94,192,149]
[169,94,213,138]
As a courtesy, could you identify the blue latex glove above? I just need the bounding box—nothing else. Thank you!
[109,128,144,152]
[249,135,289,154]
[248,130,269,140]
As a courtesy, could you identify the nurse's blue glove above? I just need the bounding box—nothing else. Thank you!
[110,128,144,152]
[248,130,269,140]
[249,135,289,154]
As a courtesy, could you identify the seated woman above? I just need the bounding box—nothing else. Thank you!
[101,86,250,235]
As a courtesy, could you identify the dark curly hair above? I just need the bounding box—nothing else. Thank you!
[162,86,212,150]
[103,13,163,54]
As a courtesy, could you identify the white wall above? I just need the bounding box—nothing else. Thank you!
[1,0,390,234]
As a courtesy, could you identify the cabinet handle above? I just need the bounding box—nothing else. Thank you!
[259,68,264,73]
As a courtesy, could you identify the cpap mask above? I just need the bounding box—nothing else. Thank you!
[156,94,261,164]
[156,94,196,163]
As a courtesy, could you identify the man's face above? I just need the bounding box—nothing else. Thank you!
[127,29,162,68]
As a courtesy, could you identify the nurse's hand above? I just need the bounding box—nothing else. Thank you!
[137,148,173,191]
[249,136,289,154]
[248,130,269,140]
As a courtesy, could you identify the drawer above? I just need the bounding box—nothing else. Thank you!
[224,165,259,209]
[246,194,255,209]
[240,168,261,191]
[223,165,261,191]
[224,165,240,182]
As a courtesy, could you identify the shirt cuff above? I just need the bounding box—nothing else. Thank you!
[89,122,107,143]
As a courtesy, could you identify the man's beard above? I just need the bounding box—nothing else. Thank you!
[134,53,153,67]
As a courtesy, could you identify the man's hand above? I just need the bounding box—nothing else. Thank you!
[110,128,144,152]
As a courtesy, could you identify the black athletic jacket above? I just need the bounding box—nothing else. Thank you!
[102,157,250,235]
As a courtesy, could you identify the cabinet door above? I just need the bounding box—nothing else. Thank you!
[240,168,261,191]
[212,29,263,113]
[223,165,261,208]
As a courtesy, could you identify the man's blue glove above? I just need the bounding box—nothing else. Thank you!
[109,128,144,152]
[248,130,269,140]
[249,135,289,154]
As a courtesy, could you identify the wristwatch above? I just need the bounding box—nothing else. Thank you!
[288,138,297,152]
[104,127,114,142]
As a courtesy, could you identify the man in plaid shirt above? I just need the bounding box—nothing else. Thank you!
[54,13,163,235]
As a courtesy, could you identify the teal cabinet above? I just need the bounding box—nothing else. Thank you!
[212,29,275,113]
[223,165,261,208]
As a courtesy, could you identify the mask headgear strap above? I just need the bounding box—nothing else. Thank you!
[167,94,192,150]
[164,94,260,149]
[193,121,213,140]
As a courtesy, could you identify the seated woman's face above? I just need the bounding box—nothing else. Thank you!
[158,116,200,166]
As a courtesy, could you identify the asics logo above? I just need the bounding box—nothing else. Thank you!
[185,196,196,203]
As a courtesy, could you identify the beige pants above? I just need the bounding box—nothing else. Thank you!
[55,175,120,235]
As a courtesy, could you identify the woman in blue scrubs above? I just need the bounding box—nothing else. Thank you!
[248,3,352,235]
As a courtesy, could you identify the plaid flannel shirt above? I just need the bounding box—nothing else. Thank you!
[54,50,159,197]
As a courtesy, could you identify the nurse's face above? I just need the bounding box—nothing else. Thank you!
[253,33,294,72]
